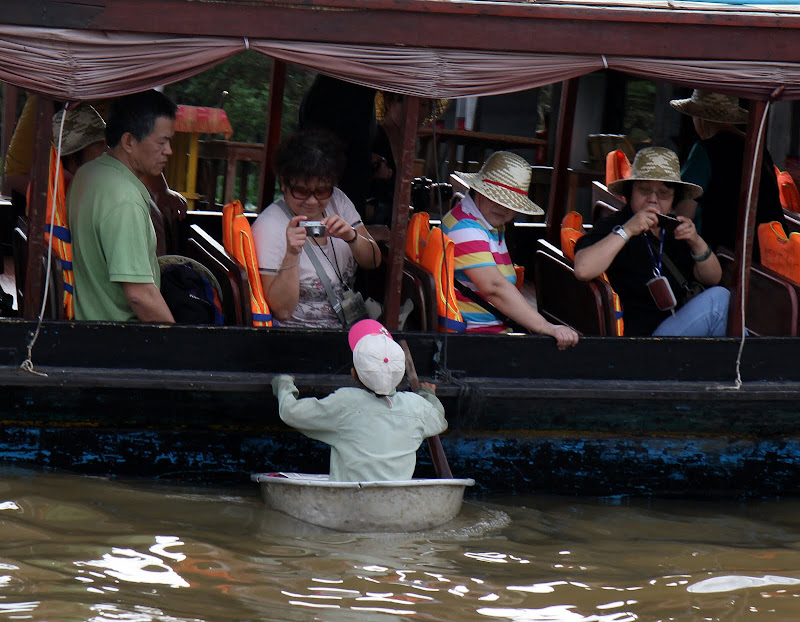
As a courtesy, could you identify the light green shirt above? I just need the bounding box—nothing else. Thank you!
[272,375,447,482]
[68,153,160,321]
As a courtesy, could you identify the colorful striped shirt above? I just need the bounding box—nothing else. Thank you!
[440,195,515,332]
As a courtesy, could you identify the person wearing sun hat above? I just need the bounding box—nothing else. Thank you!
[669,89,786,262]
[574,146,730,337]
[271,319,447,482]
[440,151,578,349]
[51,103,108,185]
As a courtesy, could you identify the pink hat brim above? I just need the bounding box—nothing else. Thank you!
[348,319,393,351]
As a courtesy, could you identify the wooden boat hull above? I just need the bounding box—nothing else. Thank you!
[251,473,475,532]
[1,320,800,496]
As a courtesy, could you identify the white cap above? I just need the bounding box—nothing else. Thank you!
[352,333,405,395]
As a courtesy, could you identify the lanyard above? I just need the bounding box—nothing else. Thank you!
[645,229,666,276]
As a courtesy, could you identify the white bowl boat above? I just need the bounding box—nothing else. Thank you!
[251,472,475,532]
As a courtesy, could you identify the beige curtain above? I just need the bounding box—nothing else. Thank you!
[0,26,244,100]
[1,25,799,102]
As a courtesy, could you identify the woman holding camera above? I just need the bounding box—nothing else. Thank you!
[252,130,381,328]
[573,146,729,336]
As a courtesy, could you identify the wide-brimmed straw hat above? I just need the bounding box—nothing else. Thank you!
[454,151,543,216]
[669,89,749,125]
[52,103,106,156]
[608,146,703,201]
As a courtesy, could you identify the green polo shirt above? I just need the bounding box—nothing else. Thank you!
[68,153,160,322]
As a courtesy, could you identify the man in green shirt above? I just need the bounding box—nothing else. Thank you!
[68,90,177,323]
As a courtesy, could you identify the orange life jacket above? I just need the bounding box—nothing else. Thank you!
[33,145,75,319]
[419,227,466,333]
[758,220,800,283]
[560,211,624,336]
[222,200,273,326]
[605,149,632,188]
[405,213,465,332]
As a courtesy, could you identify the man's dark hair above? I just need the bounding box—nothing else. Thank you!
[274,129,346,187]
[106,90,177,148]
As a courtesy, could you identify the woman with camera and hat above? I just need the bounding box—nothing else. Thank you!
[252,129,381,328]
[670,89,786,262]
[441,151,579,350]
[574,146,729,337]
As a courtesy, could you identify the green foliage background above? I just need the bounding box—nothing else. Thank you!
[163,52,316,206]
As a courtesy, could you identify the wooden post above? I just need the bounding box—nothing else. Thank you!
[258,59,286,211]
[24,97,54,319]
[383,96,420,331]
[1,84,19,195]
[545,78,579,246]
[728,100,767,336]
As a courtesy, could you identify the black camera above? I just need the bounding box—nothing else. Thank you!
[657,213,681,232]
[411,177,454,212]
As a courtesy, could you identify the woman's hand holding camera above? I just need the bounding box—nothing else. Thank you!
[625,207,660,236]
[322,215,358,243]
[286,215,308,255]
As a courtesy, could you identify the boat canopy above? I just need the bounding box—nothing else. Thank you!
[3,25,800,101]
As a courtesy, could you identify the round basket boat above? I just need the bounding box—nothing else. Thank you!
[251,473,475,533]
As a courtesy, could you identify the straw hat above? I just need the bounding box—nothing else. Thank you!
[374,92,450,125]
[454,151,543,216]
[669,89,749,125]
[52,103,106,156]
[608,147,703,201]
[348,319,405,395]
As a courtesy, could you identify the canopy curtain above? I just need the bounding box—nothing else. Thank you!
[607,57,800,100]
[0,26,244,100]
[249,40,604,97]
[1,25,800,101]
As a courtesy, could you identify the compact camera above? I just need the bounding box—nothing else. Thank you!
[302,221,326,237]
[656,213,681,232]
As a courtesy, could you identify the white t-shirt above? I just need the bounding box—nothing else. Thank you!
[252,187,364,328]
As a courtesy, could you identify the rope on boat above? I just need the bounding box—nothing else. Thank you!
[20,104,68,377]
[725,100,771,391]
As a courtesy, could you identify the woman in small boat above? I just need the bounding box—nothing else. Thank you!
[271,319,447,482]
[441,151,579,349]
[252,130,381,328]
[573,146,730,337]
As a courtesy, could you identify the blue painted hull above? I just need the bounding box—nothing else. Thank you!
[1,320,800,496]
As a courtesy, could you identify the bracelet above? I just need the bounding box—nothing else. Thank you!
[345,228,359,244]
[691,247,712,262]
[278,259,299,272]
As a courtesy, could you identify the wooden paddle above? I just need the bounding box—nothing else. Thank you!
[399,339,454,479]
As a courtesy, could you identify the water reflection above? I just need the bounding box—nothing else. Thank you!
[1,469,800,620]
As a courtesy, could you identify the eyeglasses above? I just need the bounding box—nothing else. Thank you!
[634,184,675,201]
[287,184,334,201]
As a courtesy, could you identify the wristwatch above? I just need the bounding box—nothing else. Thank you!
[611,225,629,243]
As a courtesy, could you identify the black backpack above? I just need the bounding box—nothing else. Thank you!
[160,262,224,325]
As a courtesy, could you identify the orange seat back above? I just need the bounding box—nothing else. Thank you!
[222,201,273,326]
[405,212,431,263]
[758,220,800,283]
[560,211,624,336]
[775,168,800,212]
[605,149,632,188]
